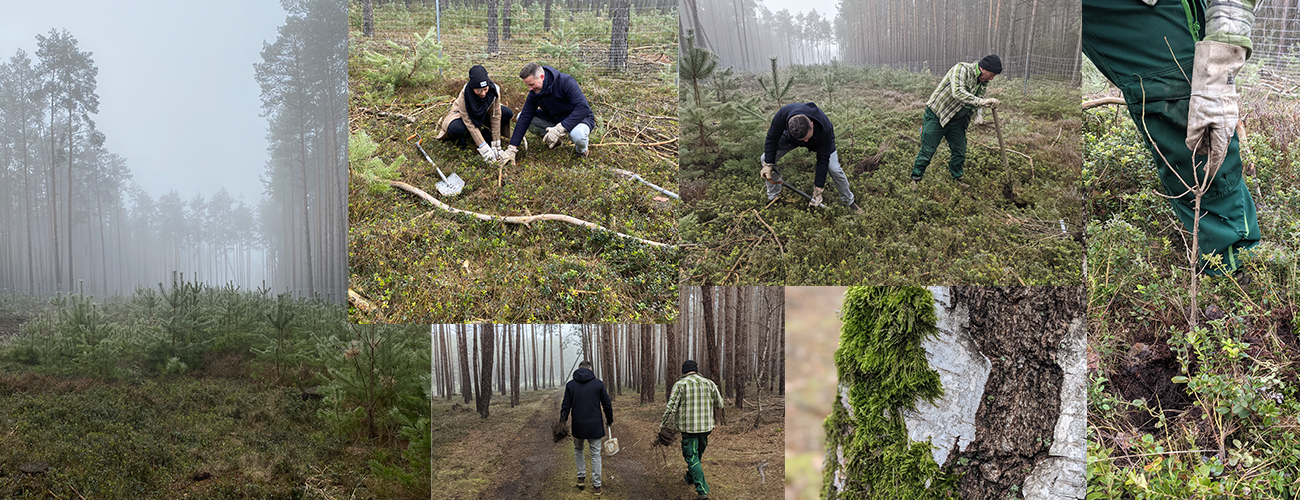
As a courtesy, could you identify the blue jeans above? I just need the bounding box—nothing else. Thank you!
[573,437,602,487]
[528,116,590,154]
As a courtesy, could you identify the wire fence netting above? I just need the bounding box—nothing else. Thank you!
[873,53,1081,83]
[1247,4,1300,95]
[350,0,677,77]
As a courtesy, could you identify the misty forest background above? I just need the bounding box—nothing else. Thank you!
[0,0,346,300]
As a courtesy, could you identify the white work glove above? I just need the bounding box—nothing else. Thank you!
[972,112,985,125]
[809,186,824,207]
[544,124,567,148]
[491,140,503,159]
[760,162,774,180]
[979,97,1000,109]
[500,145,518,166]
[1186,40,1247,177]
[476,142,497,163]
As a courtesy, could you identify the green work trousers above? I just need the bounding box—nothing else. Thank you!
[1083,0,1259,274]
[682,431,710,495]
[911,107,972,181]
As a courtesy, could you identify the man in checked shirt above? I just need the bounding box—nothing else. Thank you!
[660,360,726,500]
[911,54,1003,189]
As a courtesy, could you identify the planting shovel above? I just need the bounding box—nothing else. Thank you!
[405,133,465,196]
[604,425,619,455]
[764,178,827,209]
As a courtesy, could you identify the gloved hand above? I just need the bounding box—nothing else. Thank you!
[544,124,567,148]
[476,142,497,163]
[809,186,824,207]
[972,112,985,125]
[500,145,518,166]
[979,97,1000,108]
[1186,40,1247,176]
[760,162,774,180]
[491,140,503,160]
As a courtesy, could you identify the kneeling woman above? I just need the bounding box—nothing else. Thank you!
[436,65,514,164]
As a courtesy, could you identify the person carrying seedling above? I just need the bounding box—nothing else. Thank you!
[660,360,726,500]
[1083,0,1260,276]
[561,360,614,496]
[500,62,596,164]
[910,55,1003,189]
[435,65,514,165]
[759,102,862,212]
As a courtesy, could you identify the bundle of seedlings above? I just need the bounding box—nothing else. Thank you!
[653,426,679,447]
[552,419,571,443]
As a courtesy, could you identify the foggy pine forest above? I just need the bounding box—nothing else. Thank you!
[0,0,346,300]
[685,0,1082,78]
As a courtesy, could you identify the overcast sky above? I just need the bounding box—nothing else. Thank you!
[0,0,287,203]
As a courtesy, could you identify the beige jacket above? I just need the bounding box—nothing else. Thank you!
[435,83,503,145]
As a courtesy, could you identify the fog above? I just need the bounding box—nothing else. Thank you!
[0,0,347,300]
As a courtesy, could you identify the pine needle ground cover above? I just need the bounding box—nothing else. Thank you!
[0,285,432,499]
[1085,83,1300,498]
[680,62,1082,285]
[347,4,679,323]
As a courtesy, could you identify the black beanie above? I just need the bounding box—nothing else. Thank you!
[468,64,491,90]
[979,55,1002,75]
[682,360,698,374]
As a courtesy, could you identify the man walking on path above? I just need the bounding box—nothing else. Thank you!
[760,102,862,212]
[1083,0,1260,275]
[561,360,614,495]
[911,55,1002,189]
[660,360,726,500]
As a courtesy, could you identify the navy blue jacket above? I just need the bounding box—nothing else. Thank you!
[509,66,596,147]
[763,102,837,188]
[560,368,614,440]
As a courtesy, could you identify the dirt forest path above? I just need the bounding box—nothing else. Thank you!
[480,390,783,500]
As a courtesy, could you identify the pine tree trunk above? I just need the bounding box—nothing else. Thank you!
[608,0,631,72]
[478,325,495,419]
[487,0,500,53]
[666,321,679,401]
[463,326,475,405]
[735,287,748,409]
[511,327,520,407]
[601,324,616,401]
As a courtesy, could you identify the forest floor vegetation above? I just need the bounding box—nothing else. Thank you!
[680,62,1082,285]
[347,4,679,323]
[1085,80,1300,498]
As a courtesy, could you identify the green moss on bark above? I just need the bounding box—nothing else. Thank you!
[822,286,959,500]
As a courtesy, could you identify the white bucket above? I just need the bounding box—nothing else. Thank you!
[604,425,619,455]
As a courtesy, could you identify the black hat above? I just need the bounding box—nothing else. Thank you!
[469,65,491,89]
[979,55,1002,75]
[682,360,698,374]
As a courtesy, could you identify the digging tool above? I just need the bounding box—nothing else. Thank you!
[406,132,465,196]
[764,178,827,209]
[612,168,679,199]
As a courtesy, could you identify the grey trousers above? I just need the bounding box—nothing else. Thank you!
[573,437,602,487]
[761,150,854,205]
[527,116,591,154]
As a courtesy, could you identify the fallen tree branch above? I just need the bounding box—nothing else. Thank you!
[357,106,418,123]
[348,289,382,315]
[589,137,678,148]
[749,209,784,255]
[386,180,677,249]
[1082,96,1126,110]
[610,167,680,199]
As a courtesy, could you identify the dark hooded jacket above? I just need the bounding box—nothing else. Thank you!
[560,367,614,440]
[763,102,837,189]
[509,66,596,147]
